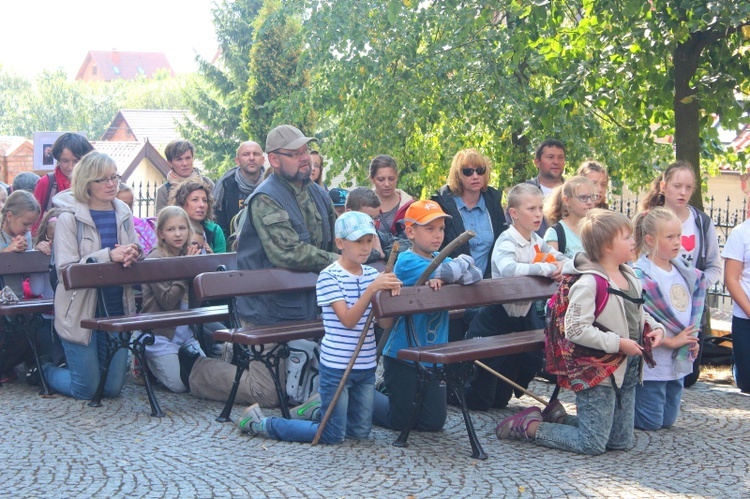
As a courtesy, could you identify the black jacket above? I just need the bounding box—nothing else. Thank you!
[431,185,508,278]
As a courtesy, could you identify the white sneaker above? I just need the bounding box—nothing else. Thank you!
[237,403,265,435]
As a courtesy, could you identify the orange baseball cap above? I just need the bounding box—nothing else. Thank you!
[403,200,452,227]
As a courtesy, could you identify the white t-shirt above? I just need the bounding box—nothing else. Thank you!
[722,219,750,319]
[680,210,698,266]
[643,264,692,380]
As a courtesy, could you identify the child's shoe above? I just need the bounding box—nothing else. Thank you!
[237,403,265,435]
[290,393,321,421]
[541,399,567,424]
[496,406,542,440]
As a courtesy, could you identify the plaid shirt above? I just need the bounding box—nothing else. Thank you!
[634,255,707,371]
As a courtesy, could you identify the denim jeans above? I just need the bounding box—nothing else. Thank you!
[266,364,375,444]
[372,356,447,432]
[535,356,640,455]
[634,378,684,430]
[732,316,750,393]
[43,332,128,400]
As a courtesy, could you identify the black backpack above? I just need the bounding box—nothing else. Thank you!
[552,222,566,254]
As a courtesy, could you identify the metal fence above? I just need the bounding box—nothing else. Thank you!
[611,195,748,310]
[128,181,160,219]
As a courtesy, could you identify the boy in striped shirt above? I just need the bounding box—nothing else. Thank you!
[237,210,402,443]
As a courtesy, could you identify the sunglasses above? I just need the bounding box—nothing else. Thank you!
[461,166,487,177]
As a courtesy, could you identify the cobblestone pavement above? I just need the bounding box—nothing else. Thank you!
[2,375,748,498]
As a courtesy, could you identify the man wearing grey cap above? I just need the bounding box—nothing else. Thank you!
[186,125,337,408]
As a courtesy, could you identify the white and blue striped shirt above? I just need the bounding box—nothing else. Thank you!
[316,261,379,370]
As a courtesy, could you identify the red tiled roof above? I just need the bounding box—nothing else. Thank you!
[76,51,174,81]
[101,109,190,147]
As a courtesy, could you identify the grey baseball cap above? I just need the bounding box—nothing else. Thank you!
[265,125,317,153]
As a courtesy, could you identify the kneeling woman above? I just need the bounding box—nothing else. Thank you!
[142,206,205,392]
[44,152,142,399]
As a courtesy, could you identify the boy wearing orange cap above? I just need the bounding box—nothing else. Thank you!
[374,199,482,433]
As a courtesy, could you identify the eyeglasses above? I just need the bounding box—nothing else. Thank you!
[274,146,311,160]
[92,174,121,185]
[461,166,487,177]
[575,194,599,203]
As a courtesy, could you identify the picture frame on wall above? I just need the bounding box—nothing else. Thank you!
[33,131,88,171]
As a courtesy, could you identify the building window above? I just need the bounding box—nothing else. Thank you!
[92,66,98,75]
[112,66,120,75]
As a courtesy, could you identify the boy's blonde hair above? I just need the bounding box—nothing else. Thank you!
[506,183,542,210]
[543,176,595,226]
[155,206,193,256]
[579,208,633,261]
[633,207,680,257]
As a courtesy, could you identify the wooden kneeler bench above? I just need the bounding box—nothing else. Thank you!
[371,275,558,460]
[0,251,54,394]
[193,268,325,422]
[63,252,236,416]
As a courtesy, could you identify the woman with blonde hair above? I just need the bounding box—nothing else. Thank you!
[431,148,507,277]
[43,151,142,399]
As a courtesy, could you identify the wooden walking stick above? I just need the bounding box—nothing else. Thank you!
[375,230,476,358]
[311,243,400,445]
[474,360,551,407]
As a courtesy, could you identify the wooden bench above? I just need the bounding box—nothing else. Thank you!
[0,251,54,394]
[193,268,325,421]
[371,275,558,460]
[62,252,236,416]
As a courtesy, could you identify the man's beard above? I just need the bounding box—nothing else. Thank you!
[278,167,311,184]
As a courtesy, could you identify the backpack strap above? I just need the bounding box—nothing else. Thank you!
[45,172,58,211]
[593,274,609,317]
[552,222,566,254]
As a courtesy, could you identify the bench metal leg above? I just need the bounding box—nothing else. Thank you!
[88,332,121,408]
[447,364,487,460]
[216,344,249,423]
[132,331,163,417]
[21,314,52,396]
[254,343,291,419]
[393,366,430,448]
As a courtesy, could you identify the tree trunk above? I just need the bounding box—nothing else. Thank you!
[673,36,704,210]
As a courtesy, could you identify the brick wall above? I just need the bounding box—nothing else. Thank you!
[1,141,34,185]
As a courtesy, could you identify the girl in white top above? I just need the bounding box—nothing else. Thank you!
[633,208,705,430]
[543,176,596,257]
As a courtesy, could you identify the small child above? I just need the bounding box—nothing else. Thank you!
[543,176,597,257]
[496,209,665,455]
[116,184,157,256]
[373,200,483,432]
[329,187,348,217]
[237,210,402,443]
[577,160,609,209]
[142,206,204,393]
[345,186,410,262]
[633,207,704,430]
[463,183,567,410]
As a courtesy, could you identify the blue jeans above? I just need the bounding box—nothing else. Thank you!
[43,332,128,400]
[535,356,640,455]
[634,378,683,430]
[266,364,375,444]
[732,316,750,393]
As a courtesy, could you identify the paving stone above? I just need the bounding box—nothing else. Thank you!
[0,376,748,497]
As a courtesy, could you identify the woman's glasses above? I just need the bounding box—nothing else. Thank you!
[461,166,487,177]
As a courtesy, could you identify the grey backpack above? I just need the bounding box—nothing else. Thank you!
[285,339,320,405]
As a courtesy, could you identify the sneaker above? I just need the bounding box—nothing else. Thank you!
[541,399,567,424]
[237,403,265,435]
[496,406,542,441]
[290,393,321,421]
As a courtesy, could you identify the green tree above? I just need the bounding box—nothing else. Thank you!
[547,0,750,207]
[180,0,264,177]
[243,0,310,147]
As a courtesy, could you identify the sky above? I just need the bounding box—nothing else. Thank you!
[0,0,218,78]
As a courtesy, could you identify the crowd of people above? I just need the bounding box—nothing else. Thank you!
[0,126,744,458]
